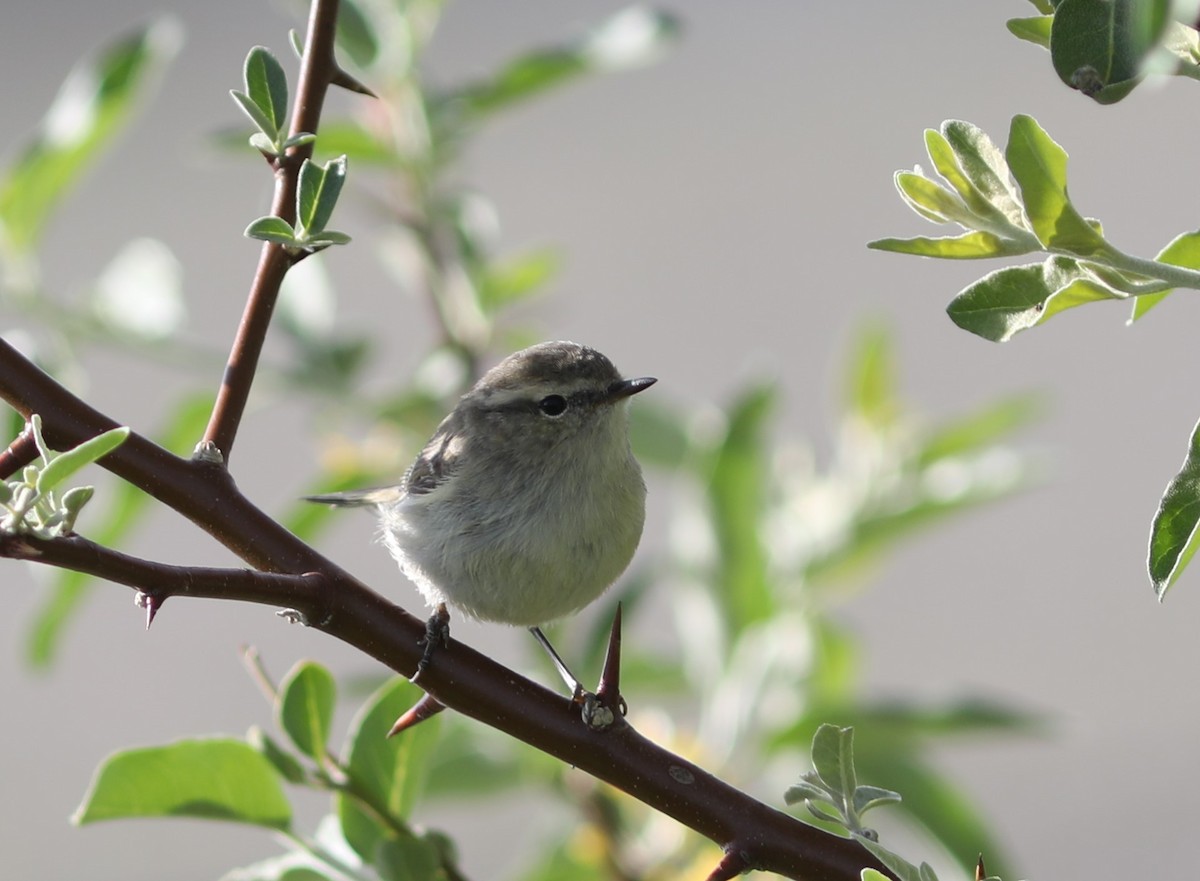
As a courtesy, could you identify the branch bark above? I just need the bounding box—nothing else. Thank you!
[0,338,893,881]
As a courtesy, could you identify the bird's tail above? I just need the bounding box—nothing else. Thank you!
[303,486,403,508]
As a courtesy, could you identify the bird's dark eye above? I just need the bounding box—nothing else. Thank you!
[538,394,568,416]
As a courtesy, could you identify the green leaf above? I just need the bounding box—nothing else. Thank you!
[705,385,775,631]
[893,171,974,226]
[924,128,1015,230]
[1005,115,1111,256]
[853,784,902,816]
[1008,15,1054,48]
[296,155,348,237]
[0,19,180,254]
[231,90,279,144]
[26,396,211,668]
[1051,0,1169,103]
[868,230,1034,259]
[245,216,299,246]
[946,257,1123,342]
[244,46,289,135]
[810,724,857,799]
[277,661,336,761]
[1130,229,1200,323]
[337,678,441,861]
[73,739,291,829]
[1149,415,1200,598]
[307,120,398,165]
[36,426,129,495]
[854,837,930,881]
[940,120,1027,228]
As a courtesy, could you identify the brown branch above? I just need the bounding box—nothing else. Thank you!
[0,422,37,480]
[0,339,894,881]
[201,0,343,462]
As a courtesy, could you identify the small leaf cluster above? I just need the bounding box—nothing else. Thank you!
[790,726,1008,881]
[784,724,900,838]
[0,415,129,539]
[75,660,456,881]
[245,154,352,254]
[1007,0,1200,105]
[232,46,351,253]
[870,116,1200,343]
[230,46,315,157]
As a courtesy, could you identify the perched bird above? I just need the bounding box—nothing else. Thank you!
[308,341,655,693]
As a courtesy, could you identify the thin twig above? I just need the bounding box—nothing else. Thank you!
[201,0,344,462]
[0,424,37,480]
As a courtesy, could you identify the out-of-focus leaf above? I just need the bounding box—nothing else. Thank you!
[440,7,678,118]
[845,322,900,429]
[73,739,291,829]
[1149,415,1200,599]
[26,395,212,667]
[1005,115,1110,256]
[310,120,398,165]
[337,678,440,861]
[1129,229,1200,323]
[1050,0,1169,103]
[334,0,379,69]
[92,237,186,339]
[0,18,181,253]
[629,400,690,470]
[706,385,775,630]
[277,661,336,761]
[868,231,1035,260]
[421,722,522,800]
[856,750,1013,880]
[477,248,559,312]
[917,394,1043,465]
[946,256,1123,342]
[376,833,444,881]
[1008,15,1053,47]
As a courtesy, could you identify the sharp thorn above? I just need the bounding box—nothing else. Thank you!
[596,602,623,710]
[704,850,751,881]
[135,592,162,630]
[387,693,447,737]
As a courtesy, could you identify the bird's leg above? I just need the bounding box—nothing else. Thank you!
[529,625,585,702]
[411,603,451,684]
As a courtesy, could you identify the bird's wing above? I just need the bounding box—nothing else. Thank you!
[403,419,464,496]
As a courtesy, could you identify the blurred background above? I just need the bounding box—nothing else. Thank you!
[3,1,1200,879]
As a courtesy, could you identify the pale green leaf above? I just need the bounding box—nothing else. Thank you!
[245,216,298,246]
[36,426,129,494]
[277,661,336,761]
[1129,229,1200,323]
[337,678,441,861]
[1005,115,1110,256]
[868,230,1035,259]
[73,739,291,829]
[1149,415,1200,598]
[1008,16,1053,48]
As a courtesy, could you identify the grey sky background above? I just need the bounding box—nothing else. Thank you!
[4,2,1200,879]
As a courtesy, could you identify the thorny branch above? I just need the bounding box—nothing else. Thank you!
[0,2,896,879]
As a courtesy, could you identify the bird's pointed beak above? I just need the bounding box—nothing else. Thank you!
[608,376,657,401]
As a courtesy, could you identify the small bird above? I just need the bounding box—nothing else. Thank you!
[307,341,655,693]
